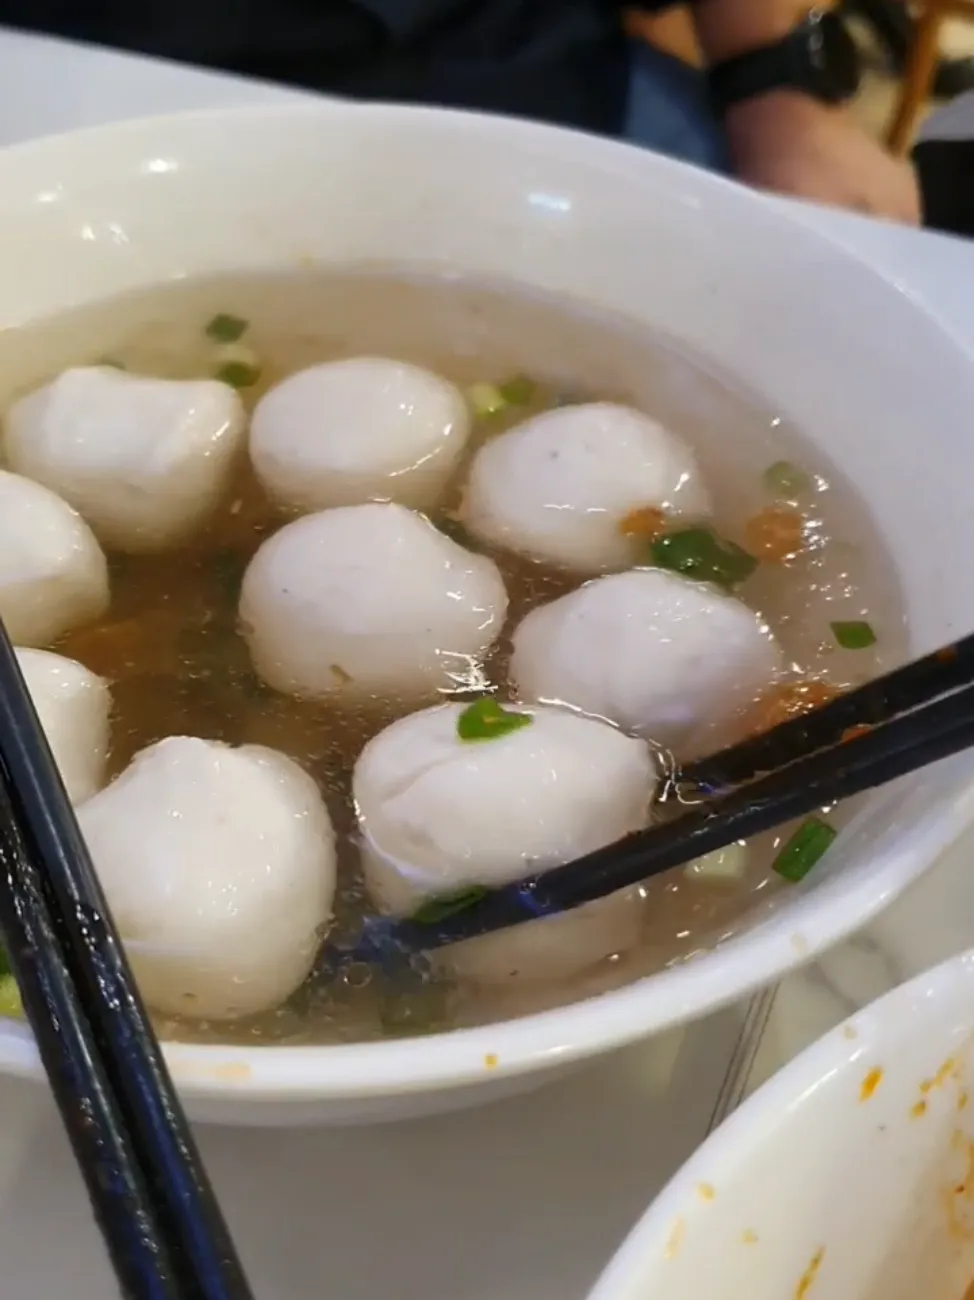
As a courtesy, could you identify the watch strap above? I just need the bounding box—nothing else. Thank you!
[707,10,860,112]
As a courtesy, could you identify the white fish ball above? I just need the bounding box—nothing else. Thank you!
[354,702,654,985]
[0,469,109,646]
[78,737,336,1020]
[250,357,470,513]
[461,402,711,572]
[4,366,246,552]
[16,648,110,804]
[240,503,508,701]
[511,568,784,754]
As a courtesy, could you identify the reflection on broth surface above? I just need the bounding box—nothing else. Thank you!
[0,267,905,1045]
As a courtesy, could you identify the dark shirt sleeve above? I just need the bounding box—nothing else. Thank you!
[0,0,632,136]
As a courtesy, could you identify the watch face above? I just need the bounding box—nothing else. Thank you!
[806,9,862,103]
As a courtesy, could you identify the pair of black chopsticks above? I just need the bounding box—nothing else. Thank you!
[339,629,974,965]
[0,623,253,1300]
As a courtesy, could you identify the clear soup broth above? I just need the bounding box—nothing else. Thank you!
[0,268,905,1044]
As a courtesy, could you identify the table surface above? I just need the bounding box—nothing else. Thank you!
[0,28,973,1299]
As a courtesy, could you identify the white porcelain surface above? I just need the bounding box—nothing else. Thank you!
[745,814,974,1096]
[590,949,974,1300]
[0,1018,749,1300]
[0,97,973,1124]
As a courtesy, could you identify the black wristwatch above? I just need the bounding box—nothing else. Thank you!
[708,8,861,113]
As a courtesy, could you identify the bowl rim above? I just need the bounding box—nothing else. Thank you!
[586,945,974,1300]
[2,792,969,1097]
[0,100,972,1100]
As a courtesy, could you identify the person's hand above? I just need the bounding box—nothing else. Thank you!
[724,90,921,225]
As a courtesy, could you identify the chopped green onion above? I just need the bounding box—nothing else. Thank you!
[0,976,22,1020]
[831,620,877,650]
[773,816,837,883]
[216,361,261,389]
[466,375,537,417]
[650,528,758,589]
[97,357,126,370]
[205,312,249,344]
[467,382,508,419]
[498,374,536,406]
[764,460,811,498]
[457,697,533,742]
[330,663,353,685]
[412,885,489,926]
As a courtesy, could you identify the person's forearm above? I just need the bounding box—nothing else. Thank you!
[690,0,829,62]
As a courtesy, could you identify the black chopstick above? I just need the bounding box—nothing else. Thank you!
[684,629,974,791]
[0,778,183,1299]
[343,663,974,961]
[0,626,254,1300]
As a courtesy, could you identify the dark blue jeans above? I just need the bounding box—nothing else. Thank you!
[623,39,730,172]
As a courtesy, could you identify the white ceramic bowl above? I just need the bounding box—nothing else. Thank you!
[1,102,974,1126]
[589,948,974,1300]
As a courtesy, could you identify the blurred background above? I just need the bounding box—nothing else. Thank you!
[632,1,974,151]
